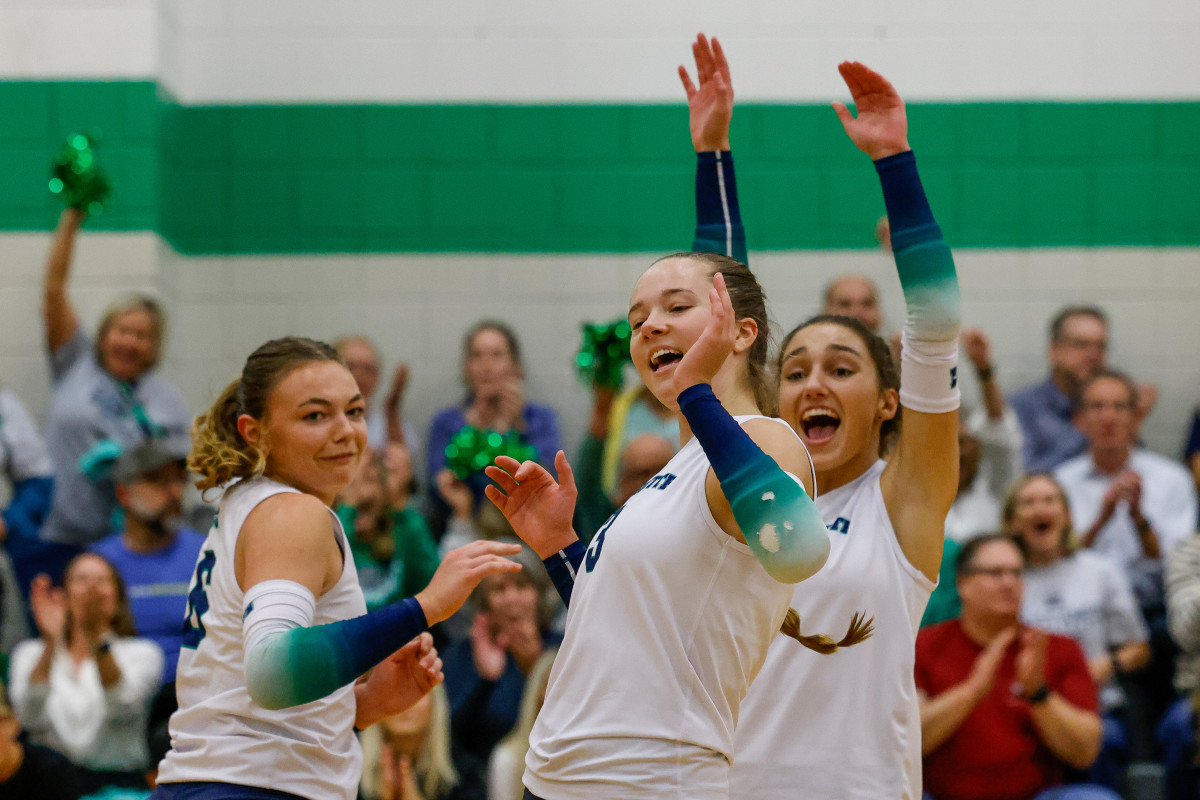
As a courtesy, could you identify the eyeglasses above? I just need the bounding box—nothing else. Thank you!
[964,567,1023,580]
[1078,400,1133,413]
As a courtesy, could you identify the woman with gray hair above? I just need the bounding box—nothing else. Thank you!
[38,208,190,568]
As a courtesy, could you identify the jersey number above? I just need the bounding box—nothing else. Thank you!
[181,549,216,649]
[585,506,622,573]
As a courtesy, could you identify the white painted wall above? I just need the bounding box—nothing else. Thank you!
[158,0,1200,104]
[0,0,155,78]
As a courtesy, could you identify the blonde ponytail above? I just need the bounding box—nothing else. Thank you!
[188,378,265,493]
[779,608,875,655]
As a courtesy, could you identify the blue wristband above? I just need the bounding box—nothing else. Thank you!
[543,540,586,606]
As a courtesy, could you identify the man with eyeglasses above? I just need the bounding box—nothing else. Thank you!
[1054,370,1196,615]
[1011,306,1112,473]
[915,534,1116,800]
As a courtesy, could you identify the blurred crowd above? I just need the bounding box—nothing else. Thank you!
[0,208,1196,800]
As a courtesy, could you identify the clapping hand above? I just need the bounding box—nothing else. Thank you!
[30,574,66,645]
[832,62,910,160]
[678,33,733,152]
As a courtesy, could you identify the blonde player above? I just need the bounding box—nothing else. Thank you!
[151,337,521,800]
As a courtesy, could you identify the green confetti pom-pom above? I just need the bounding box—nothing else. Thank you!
[49,131,112,214]
[445,425,539,481]
[575,319,632,390]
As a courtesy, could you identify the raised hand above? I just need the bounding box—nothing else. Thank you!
[1014,628,1049,698]
[671,272,739,396]
[414,540,522,625]
[485,451,579,558]
[470,612,507,681]
[961,328,992,372]
[384,363,409,412]
[360,632,443,723]
[435,469,475,521]
[30,574,66,644]
[831,61,910,160]
[678,33,733,152]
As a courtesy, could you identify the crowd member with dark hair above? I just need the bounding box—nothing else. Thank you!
[1162,530,1200,800]
[679,36,963,800]
[486,251,828,799]
[0,689,84,800]
[427,322,563,537]
[916,535,1117,800]
[1006,473,1150,790]
[38,208,190,571]
[8,553,163,793]
[151,336,522,800]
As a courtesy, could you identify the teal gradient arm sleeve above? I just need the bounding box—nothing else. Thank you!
[692,151,748,264]
[242,580,428,710]
[677,384,829,583]
[876,150,960,342]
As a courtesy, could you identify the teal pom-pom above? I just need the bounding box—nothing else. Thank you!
[575,319,631,390]
[49,131,112,214]
[445,425,538,480]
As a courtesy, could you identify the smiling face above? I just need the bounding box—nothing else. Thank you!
[99,307,158,382]
[957,538,1024,623]
[628,257,717,407]
[1008,475,1071,564]
[1074,375,1138,453]
[777,321,897,484]
[242,361,368,505]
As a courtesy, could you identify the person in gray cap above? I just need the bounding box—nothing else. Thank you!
[90,439,204,758]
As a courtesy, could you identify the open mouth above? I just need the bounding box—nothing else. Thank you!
[1030,518,1056,537]
[649,348,683,373]
[800,407,841,444]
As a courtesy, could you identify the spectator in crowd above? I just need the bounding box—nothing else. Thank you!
[575,383,676,543]
[426,322,562,537]
[1006,473,1150,791]
[822,274,883,335]
[334,335,420,454]
[594,386,677,521]
[486,648,557,800]
[0,690,84,800]
[39,208,189,568]
[0,550,28,668]
[336,443,440,611]
[1011,307,1108,472]
[441,570,559,787]
[0,385,55,598]
[88,440,204,761]
[1162,530,1200,800]
[1182,405,1200,507]
[8,553,163,794]
[359,685,475,800]
[916,534,1116,800]
[1054,370,1197,615]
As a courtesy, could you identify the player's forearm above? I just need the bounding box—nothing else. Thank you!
[692,151,748,265]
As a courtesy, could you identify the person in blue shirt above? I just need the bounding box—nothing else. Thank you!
[89,439,205,759]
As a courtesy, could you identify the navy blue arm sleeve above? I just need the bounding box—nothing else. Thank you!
[692,151,748,264]
[542,540,586,606]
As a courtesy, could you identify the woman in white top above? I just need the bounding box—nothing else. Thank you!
[151,337,522,800]
[1007,473,1151,789]
[713,57,962,800]
[9,552,163,793]
[485,256,831,800]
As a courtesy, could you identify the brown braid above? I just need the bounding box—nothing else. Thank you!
[779,608,875,655]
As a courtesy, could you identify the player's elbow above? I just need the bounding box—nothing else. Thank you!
[245,662,293,711]
[761,532,830,584]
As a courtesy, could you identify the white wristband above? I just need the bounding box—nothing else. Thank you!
[899,333,961,414]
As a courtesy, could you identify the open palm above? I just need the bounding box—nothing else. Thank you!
[832,61,909,160]
[485,452,578,558]
[678,33,733,152]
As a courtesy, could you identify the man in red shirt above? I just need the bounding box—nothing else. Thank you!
[916,534,1119,800]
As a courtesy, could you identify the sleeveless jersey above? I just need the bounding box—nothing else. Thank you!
[731,460,935,800]
[157,477,368,800]
[524,415,801,800]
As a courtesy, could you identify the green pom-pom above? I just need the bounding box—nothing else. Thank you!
[445,425,539,481]
[49,131,112,214]
[576,319,632,390]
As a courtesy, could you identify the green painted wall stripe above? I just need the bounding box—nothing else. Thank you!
[0,81,158,231]
[2,82,1198,252]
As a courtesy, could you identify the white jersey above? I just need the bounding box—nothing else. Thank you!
[524,416,800,800]
[731,460,934,800]
[157,477,368,800]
